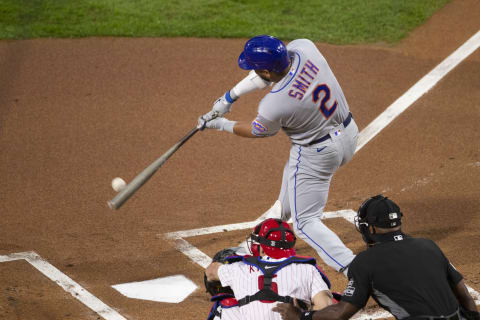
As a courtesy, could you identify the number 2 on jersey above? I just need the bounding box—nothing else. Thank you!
[312,84,337,119]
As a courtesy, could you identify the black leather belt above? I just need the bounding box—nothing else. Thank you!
[308,112,353,146]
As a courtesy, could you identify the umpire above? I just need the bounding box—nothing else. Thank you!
[273,195,479,320]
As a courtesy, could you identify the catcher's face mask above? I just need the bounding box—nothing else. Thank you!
[247,218,296,258]
[246,220,263,256]
[355,194,403,246]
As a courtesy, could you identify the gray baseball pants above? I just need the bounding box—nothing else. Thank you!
[279,118,358,272]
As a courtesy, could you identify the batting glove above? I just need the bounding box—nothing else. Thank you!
[204,117,236,133]
[212,91,237,116]
[197,110,219,130]
[197,116,207,130]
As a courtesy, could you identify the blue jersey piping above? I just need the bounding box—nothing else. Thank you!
[293,145,345,269]
[270,52,301,94]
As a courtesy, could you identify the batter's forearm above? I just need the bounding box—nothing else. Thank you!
[233,121,261,138]
[211,70,268,118]
[231,70,270,98]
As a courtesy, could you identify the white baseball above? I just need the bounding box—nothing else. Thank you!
[111,177,127,192]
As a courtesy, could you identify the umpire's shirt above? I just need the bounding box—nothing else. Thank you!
[342,230,463,319]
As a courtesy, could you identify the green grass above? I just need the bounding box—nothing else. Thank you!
[0,0,450,44]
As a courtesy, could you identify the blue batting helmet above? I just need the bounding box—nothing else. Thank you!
[238,35,290,73]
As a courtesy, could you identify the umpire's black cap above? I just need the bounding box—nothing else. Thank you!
[361,195,403,228]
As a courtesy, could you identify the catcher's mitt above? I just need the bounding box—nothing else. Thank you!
[212,248,237,263]
[204,248,237,296]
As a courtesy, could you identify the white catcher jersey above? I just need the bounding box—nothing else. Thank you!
[252,39,351,146]
[218,256,329,320]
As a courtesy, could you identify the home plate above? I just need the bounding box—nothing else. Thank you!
[112,275,198,303]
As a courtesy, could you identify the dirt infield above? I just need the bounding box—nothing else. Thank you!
[0,0,479,319]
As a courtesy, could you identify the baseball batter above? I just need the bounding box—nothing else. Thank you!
[199,35,358,274]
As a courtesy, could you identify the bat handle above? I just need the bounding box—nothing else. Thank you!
[197,111,220,130]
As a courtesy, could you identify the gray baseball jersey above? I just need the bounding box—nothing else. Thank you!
[249,39,358,273]
[251,39,351,145]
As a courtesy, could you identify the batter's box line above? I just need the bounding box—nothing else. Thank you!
[163,209,357,269]
[0,251,127,320]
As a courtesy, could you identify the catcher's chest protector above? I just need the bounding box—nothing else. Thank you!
[207,293,238,320]
[228,255,323,307]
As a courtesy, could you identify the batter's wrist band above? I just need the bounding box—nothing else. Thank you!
[300,311,313,320]
[225,90,237,103]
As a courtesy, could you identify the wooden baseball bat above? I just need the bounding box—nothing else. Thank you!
[107,125,202,210]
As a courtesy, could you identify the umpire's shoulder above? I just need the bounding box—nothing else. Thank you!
[349,250,371,269]
[407,236,440,249]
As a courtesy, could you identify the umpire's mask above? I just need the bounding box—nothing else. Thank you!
[355,194,403,246]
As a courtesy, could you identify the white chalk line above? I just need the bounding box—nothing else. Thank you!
[0,251,127,320]
[356,30,480,152]
[164,209,357,269]
[166,220,261,240]
[162,30,480,319]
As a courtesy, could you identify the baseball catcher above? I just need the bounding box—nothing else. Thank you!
[205,218,333,319]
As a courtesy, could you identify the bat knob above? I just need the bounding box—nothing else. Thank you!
[197,117,207,130]
[107,200,117,210]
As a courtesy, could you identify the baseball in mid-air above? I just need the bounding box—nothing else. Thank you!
[111,177,127,192]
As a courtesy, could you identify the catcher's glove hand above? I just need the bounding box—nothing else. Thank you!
[212,248,237,263]
[204,248,238,296]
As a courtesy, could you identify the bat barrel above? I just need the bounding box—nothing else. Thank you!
[107,126,201,210]
[107,168,158,209]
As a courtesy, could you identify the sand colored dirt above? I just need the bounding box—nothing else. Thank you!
[0,0,479,319]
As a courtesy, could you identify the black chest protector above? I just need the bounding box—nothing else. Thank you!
[225,255,330,308]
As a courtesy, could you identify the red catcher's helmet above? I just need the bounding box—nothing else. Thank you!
[249,218,296,259]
